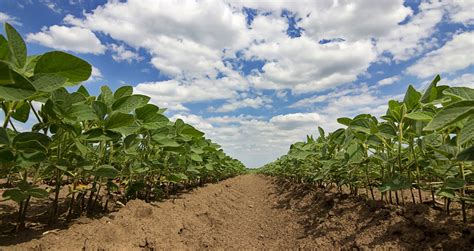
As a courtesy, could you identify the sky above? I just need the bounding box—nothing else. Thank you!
[1,0,473,168]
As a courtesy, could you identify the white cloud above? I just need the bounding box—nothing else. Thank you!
[376,1,444,61]
[440,73,474,89]
[407,31,474,78]
[134,73,249,111]
[247,37,376,93]
[0,12,21,26]
[214,96,272,113]
[87,66,103,82]
[26,25,106,54]
[445,0,474,25]
[108,44,142,63]
[378,75,401,86]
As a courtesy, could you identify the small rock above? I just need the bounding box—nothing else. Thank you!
[249,204,254,208]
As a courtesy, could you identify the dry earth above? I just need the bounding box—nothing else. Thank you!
[0,174,473,250]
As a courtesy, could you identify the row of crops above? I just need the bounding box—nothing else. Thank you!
[260,75,474,222]
[0,23,246,230]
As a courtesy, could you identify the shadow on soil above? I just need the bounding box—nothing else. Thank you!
[270,178,474,250]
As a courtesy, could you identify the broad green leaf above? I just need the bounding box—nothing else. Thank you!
[99,85,114,106]
[155,137,180,147]
[405,111,433,121]
[178,123,204,138]
[31,74,68,92]
[94,165,119,178]
[76,85,90,97]
[459,120,474,145]
[13,132,51,152]
[337,117,352,126]
[420,75,440,104]
[105,112,135,130]
[457,145,474,161]
[5,23,27,68]
[114,86,133,99]
[443,87,474,101]
[12,101,30,123]
[2,188,27,204]
[0,148,15,163]
[444,177,465,190]
[27,187,49,198]
[34,51,91,84]
[112,94,150,114]
[424,100,474,131]
[92,101,108,120]
[403,85,421,111]
[190,153,203,162]
[0,63,36,101]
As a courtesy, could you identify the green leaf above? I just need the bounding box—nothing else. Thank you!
[155,137,180,147]
[5,23,27,68]
[13,132,51,152]
[34,51,92,84]
[105,112,135,130]
[92,101,108,120]
[337,117,352,126]
[424,100,474,131]
[0,148,15,163]
[12,101,30,123]
[459,120,474,145]
[31,74,68,92]
[0,63,36,101]
[190,153,203,162]
[457,145,474,161]
[98,85,114,106]
[94,165,119,178]
[444,177,465,190]
[2,188,27,204]
[436,189,456,199]
[27,187,49,198]
[178,122,204,138]
[0,128,10,145]
[420,75,440,104]
[112,94,150,114]
[76,85,90,97]
[403,85,421,111]
[114,86,133,99]
[0,35,9,61]
[405,111,433,121]
[443,87,474,101]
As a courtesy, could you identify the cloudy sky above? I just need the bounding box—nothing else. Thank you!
[1,0,473,167]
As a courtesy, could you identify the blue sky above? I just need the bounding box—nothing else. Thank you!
[1,0,473,167]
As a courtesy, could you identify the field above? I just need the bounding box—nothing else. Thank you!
[1,15,474,250]
[1,174,472,250]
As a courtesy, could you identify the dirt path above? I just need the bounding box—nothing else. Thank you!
[1,174,473,250]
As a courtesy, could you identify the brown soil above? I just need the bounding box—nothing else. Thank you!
[1,174,473,250]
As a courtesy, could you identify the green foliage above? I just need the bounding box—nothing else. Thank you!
[259,75,473,215]
[0,23,245,225]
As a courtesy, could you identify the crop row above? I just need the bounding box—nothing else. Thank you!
[0,23,246,231]
[260,75,474,222]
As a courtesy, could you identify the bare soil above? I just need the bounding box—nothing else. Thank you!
[1,174,473,250]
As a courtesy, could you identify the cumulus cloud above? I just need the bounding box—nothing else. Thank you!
[0,12,21,26]
[108,44,142,63]
[378,76,401,86]
[407,31,474,78]
[26,25,106,54]
[213,96,272,113]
